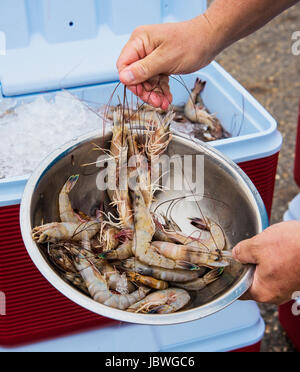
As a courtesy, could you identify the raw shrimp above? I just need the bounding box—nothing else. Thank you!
[66,243,135,294]
[127,272,169,290]
[100,240,133,261]
[184,79,223,140]
[108,111,134,229]
[32,221,101,244]
[106,106,157,126]
[100,261,135,294]
[63,272,89,295]
[152,241,230,268]
[190,217,226,252]
[73,248,150,310]
[132,189,199,271]
[48,244,89,294]
[122,258,205,283]
[171,268,224,291]
[48,245,77,273]
[155,217,226,253]
[128,132,153,207]
[146,112,174,158]
[59,175,82,223]
[127,288,190,314]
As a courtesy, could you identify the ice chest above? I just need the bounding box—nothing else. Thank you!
[0,0,281,347]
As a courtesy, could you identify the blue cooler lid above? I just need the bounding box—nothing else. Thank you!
[0,301,265,352]
[284,194,300,221]
[0,0,207,97]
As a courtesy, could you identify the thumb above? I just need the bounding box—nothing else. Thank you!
[119,50,165,85]
[232,239,260,265]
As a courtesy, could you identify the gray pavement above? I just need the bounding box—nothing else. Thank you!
[214,4,300,352]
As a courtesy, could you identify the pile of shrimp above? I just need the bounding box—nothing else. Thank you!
[31,92,232,315]
[106,78,230,142]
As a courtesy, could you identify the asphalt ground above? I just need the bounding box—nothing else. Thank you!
[214,4,300,352]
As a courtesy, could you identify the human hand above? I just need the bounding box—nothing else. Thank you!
[233,221,300,305]
[117,15,217,110]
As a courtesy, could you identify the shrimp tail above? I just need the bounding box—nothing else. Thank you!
[148,305,170,314]
[98,252,111,259]
[177,261,201,271]
[64,175,80,193]
[205,268,225,283]
[193,79,206,96]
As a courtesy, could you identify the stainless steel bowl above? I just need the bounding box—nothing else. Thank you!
[20,128,268,325]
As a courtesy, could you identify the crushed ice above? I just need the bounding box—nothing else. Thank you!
[0,91,103,179]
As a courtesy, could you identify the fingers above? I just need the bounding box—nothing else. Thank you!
[126,75,173,110]
[119,48,168,86]
[232,238,260,265]
[117,40,145,73]
[117,26,173,109]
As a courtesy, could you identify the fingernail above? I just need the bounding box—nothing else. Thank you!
[120,70,135,84]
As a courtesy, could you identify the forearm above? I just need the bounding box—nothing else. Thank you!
[202,0,299,54]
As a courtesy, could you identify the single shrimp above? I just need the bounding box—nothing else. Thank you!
[65,243,135,294]
[59,175,82,223]
[126,272,169,290]
[184,79,223,140]
[73,248,150,310]
[132,189,199,271]
[100,240,133,261]
[107,110,134,229]
[154,217,226,253]
[128,132,153,207]
[145,111,174,158]
[171,268,224,291]
[152,241,231,268]
[190,217,227,252]
[32,220,101,244]
[122,258,206,283]
[127,288,191,314]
